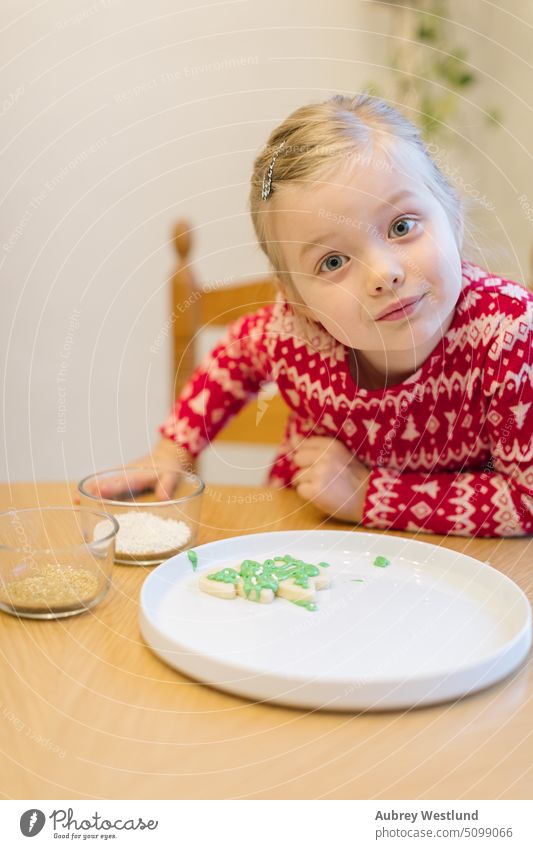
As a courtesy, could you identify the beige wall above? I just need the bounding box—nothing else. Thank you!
[1,0,531,482]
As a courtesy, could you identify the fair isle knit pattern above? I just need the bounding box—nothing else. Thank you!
[160,262,533,537]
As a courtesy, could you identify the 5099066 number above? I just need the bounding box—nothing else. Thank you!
[462,827,513,838]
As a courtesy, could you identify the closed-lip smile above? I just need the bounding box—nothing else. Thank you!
[375,294,426,321]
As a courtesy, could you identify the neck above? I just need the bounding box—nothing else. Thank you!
[350,310,455,389]
[349,350,416,389]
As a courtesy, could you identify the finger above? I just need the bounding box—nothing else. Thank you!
[296,436,337,449]
[293,446,325,467]
[292,470,304,486]
[304,439,352,461]
[88,470,155,499]
[293,451,313,468]
[292,467,316,487]
[294,439,347,465]
[153,471,178,501]
[295,481,317,501]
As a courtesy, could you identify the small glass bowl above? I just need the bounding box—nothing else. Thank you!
[0,507,118,619]
[78,466,204,566]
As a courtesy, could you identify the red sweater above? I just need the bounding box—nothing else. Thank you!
[160,262,533,537]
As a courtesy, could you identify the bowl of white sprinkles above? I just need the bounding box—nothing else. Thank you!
[78,467,204,565]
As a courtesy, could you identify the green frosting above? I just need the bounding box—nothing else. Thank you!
[206,554,322,605]
[373,555,390,568]
[207,567,240,585]
[187,549,199,570]
[291,599,317,612]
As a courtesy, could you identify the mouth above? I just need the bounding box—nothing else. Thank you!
[375,294,427,322]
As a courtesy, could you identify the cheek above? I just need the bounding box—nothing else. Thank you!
[316,305,346,336]
[292,279,350,326]
[411,235,461,297]
[425,222,461,271]
[407,238,443,280]
[321,304,376,347]
[432,252,463,307]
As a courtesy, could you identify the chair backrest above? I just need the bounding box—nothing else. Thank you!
[170,219,289,447]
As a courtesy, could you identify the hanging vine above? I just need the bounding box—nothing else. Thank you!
[366,1,502,139]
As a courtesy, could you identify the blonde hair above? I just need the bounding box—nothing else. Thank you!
[249,93,464,311]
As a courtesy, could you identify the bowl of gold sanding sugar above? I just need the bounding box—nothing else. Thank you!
[0,507,119,619]
[78,466,205,565]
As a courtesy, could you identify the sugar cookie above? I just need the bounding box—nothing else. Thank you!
[199,554,331,610]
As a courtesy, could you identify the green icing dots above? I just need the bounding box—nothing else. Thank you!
[206,554,323,608]
[373,555,390,568]
[187,549,199,570]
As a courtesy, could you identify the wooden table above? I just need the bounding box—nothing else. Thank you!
[1,481,532,800]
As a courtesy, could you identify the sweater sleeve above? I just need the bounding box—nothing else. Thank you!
[159,307,273,457]
[362,302,533,537]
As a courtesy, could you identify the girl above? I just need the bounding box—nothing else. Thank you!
[128,94,533,537]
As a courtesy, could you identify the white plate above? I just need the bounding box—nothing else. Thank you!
[139,531,531,711]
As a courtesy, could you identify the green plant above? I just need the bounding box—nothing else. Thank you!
[367,1,502,139]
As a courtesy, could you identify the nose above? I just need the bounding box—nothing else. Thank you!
[363,242,405,295]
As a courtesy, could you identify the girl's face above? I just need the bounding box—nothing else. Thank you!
[269,150,463,354]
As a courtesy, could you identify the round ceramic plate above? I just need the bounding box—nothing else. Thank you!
[139,530,531,711]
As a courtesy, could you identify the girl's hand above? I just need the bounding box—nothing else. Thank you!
[75,439,194,503]
[292,436,371,523]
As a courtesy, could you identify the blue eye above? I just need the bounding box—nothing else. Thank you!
[320,254,348,273]
[389,217,416,238]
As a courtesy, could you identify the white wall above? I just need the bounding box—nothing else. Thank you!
[1,0,531,483]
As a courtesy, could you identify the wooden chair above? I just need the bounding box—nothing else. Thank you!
[170,219,289,453]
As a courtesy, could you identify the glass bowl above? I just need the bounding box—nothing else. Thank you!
[0,507,118,619]
[78,466,204,566]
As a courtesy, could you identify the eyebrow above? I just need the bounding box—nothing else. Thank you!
[299,190,419,260]
[384,189,419,209]
[299,233,338,259]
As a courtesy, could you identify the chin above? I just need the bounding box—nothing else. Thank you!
[374,324,434,350]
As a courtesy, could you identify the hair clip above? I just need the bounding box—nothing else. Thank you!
[261,140,286,200]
